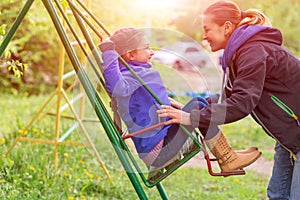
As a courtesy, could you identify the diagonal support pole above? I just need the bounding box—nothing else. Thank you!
[0,0,34,56]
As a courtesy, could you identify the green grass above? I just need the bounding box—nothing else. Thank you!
[0,93,275,199]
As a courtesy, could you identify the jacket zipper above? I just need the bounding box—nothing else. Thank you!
[270,95,300,126]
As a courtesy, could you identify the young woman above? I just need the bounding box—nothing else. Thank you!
[99,27,260,179]
[158,1,300,199]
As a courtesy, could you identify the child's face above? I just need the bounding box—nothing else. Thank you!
[128,44,154,63]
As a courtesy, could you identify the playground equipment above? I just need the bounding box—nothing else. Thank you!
[0,0,110,178]
[0,1,246,199]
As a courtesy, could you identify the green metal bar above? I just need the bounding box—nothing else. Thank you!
[41,0,148,199]
[53,0,104,87]
[156,183,169,200]
[67,0,104,79]
[0,0,35,57]
[75,0,111,36]
[66,9,159,187]
[66,0,103,40]
[60,4,167,192]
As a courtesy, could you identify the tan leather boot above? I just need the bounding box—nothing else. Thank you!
[205,131,261,172]
[236,146,258,154]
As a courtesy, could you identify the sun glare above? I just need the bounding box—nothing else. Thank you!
[134,0,180,11]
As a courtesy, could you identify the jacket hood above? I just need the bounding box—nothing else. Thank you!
[222,24,282,71]
[247,26,282,46]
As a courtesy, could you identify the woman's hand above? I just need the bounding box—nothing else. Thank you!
[168,97,183,109]
[157,105,192,125]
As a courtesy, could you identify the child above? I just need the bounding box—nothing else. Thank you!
[99,27,261,175]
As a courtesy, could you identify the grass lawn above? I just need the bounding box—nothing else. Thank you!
[0,87,275,199]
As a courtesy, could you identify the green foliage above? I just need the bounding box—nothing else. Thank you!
[6,60,28,78]
[0,0,61,94]
[236,0,300,56]
[1,20,29,81]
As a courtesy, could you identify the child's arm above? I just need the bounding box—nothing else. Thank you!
[99,40,131,95]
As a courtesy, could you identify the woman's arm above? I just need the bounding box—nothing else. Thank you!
[158,44,268,129]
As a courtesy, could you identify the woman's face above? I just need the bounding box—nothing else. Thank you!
[202,15,229,52]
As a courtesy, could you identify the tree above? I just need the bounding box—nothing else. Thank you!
[0,0,61,94]
[237,0,300,56]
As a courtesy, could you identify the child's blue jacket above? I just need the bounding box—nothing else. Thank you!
[102,50,171,158]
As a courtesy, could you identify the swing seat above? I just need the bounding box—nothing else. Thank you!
[147,141,200,184]
[145,137,245,186]
[121,124,245,187]
[120,124,202,187]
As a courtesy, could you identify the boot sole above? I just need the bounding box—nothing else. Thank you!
[234,151,262,170]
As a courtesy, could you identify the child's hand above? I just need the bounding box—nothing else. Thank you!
[168,97,183,109]
[99,39,115,52]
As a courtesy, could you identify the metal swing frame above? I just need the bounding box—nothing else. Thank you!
[0,0,245,199]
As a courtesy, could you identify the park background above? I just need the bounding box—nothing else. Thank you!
[0,0,299,199]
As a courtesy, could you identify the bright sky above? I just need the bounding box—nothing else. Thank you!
[133,0,181,11]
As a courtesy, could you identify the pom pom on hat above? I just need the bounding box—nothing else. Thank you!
[110,28,149,55]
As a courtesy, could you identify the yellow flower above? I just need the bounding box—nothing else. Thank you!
[232,178,241,184]
[241,127,246,133]
[20,130,28,136]
[88,173,94,179]
[80,160,85,165]
[68,197,74,200]
[0,179,6,183]
[0,138,5,145]
[64,153,69,158]
[29,166,36,171]
[18,129,28,135]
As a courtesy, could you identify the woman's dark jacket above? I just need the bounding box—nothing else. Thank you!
[190,25,300,155]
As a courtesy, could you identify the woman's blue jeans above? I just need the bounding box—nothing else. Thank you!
[267,142,300,200]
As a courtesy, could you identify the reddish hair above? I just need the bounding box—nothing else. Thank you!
[204,1,271,27]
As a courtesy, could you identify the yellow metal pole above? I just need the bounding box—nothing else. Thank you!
[61,89,111,178]
[52,3,67,169]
